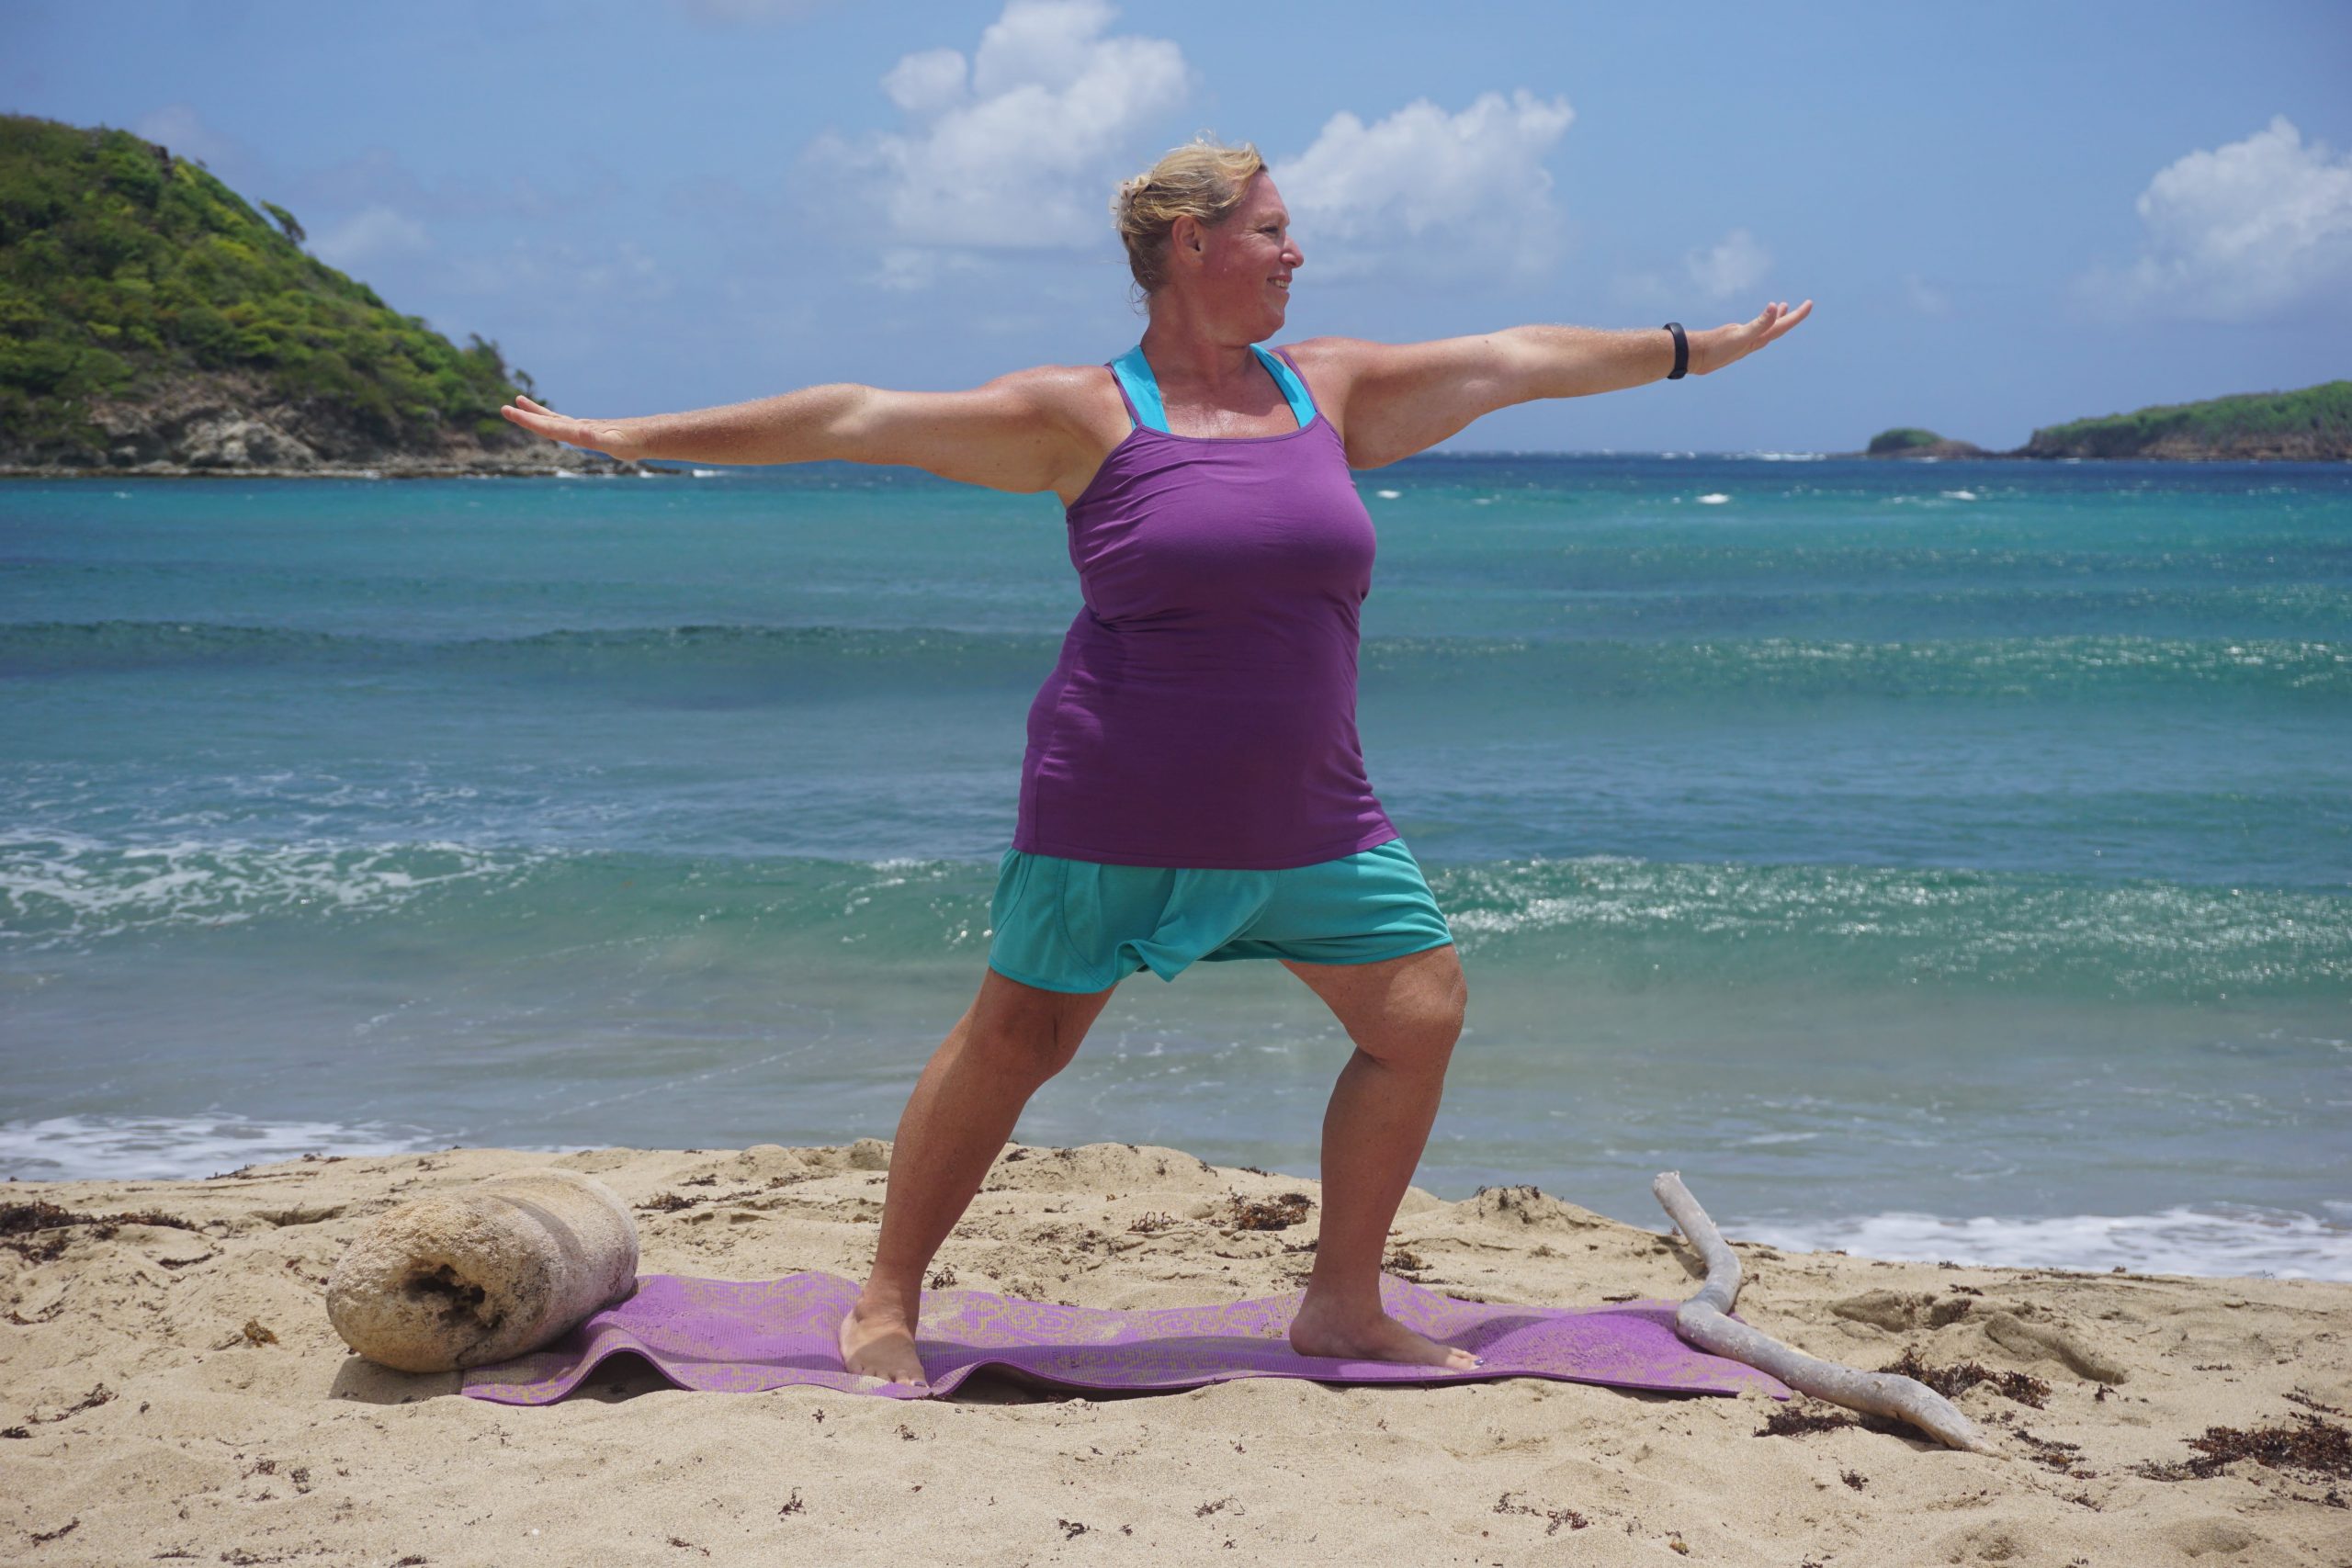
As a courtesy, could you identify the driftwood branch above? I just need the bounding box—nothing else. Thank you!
[1651,1170,1995,1455]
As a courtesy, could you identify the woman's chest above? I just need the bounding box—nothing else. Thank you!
[1067,443,1377,614]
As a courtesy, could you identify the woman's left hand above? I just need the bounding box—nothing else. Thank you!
[1691,299,1813,376]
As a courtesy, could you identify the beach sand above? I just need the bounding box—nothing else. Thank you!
[5,1140,2347,1566]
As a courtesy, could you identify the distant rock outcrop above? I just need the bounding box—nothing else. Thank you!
[1860,428,1994,460]
[0,113,657,479]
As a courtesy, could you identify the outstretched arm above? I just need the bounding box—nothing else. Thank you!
[1308,299,1814,469]
[498,384,867,468]
[496,366,1086,492]
[1516,299,1813,399]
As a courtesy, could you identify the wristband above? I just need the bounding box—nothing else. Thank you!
[1662,321,1688,379]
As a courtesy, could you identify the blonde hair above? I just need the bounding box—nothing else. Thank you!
[1112,135,1269,310]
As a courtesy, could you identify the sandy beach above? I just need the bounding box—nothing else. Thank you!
[3,1140,2347,1566]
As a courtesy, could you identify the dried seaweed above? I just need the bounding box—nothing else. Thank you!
[1754,1401,1909,1439]
[1222,1190,1313,1232]
[1878,1347,2051,1409]
[0,1199,199,1262]
[2134,1413,2352,1483]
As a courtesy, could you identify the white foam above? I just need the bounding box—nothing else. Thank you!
[0,1113,459,1182]
[1695,493,1731,504]
[1374,489,1401,500]
[1940,489,1979,501]
[0,832,551,951]
[1736,1204,2352,1281]
[692,468,723,479]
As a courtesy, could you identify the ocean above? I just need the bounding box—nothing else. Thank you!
[4,455,2346,1280]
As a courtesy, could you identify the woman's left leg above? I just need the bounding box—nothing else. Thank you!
[1278,941,1480,1370]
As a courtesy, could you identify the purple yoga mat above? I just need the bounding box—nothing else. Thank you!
[459,1270,1792,1405]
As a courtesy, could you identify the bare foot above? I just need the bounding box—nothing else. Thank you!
[838,1301,930,1390]
[1287,1293,1484,1371]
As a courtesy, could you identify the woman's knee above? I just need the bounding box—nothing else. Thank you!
[967,965,1115,1077]
[1364,953,1468,1069]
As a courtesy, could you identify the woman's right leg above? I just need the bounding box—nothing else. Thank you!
[838,964,1121,1387]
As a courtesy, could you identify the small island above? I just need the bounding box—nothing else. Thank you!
[0,113,655,479]
[1848,380,2352,462]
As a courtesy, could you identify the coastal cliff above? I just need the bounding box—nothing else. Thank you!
[1850,380,2352,461]
[0,113,649,479]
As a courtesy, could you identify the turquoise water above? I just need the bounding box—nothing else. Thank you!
[4,457,2347,1277]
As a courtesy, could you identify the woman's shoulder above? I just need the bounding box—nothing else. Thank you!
[1267,339,1359,414]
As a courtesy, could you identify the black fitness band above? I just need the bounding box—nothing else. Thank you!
[1662,321,1688,379]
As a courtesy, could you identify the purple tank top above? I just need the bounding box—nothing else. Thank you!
[1012,344,1399,869]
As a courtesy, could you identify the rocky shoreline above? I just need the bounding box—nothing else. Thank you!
[0,455,673,479]
[1,367,674,480]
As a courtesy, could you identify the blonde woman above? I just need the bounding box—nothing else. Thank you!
[503,138,1810,1392]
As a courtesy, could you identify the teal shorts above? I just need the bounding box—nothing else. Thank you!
[986,836,1455,994]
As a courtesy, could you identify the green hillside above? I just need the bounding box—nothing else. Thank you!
[0,112,538,467]
[2020,380,2352,459]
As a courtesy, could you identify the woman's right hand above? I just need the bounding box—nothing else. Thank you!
[499,395,648,463]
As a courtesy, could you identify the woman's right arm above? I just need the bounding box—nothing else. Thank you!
[497,366,1086,493]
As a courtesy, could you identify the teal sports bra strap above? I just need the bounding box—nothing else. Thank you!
[1257,344,1317,431]
[1111,343,1317,434]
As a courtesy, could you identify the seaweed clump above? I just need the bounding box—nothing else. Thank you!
[1223,1191,1313,1231]
[1,1200,198,1263]
[2135,1413,2352,1489]
[1879,1347,2051,1409]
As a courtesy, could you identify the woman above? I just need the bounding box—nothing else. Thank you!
[502,138,1811,1392]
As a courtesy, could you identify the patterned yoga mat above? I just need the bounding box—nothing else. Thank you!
[459,1270,1792,1404]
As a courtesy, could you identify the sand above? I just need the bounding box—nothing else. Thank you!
[5,1140,2347,1566]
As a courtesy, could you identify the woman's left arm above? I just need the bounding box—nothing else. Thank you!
[1303,301,1814,469]
[1515,299,1814,396]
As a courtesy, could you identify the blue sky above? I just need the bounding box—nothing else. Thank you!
[8,0,2349,456]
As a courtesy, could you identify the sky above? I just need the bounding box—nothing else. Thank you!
[7,0,2349,457]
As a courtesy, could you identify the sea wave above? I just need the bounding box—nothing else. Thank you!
[5,833,2345,998]
[4,620,2345,699]
[1736,1203,2352,1281]
[0,831,559,950]
[1436,856,2352,998]
[0,1112,458,1183]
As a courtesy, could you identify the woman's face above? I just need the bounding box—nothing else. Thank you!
[1172,173,1303,335]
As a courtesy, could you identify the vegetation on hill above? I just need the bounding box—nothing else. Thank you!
[0,112,543,468]
[2020,380,2352,459]
[1866,428,1945,455]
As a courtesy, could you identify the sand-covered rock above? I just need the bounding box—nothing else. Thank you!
[322,1168,638,1373]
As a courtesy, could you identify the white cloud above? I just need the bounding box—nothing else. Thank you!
[131,103,243,170]
[883,48,969,118]
[444,236,673,304]
[1608,227,1772,310]
[285,147,594,223]
[2075,115,2352,322]
[1904,272,1952,317]
[797,0,1193,270]
[309,205,433,271]
[1684,227,1770,299]
[1269,89,1576,286]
